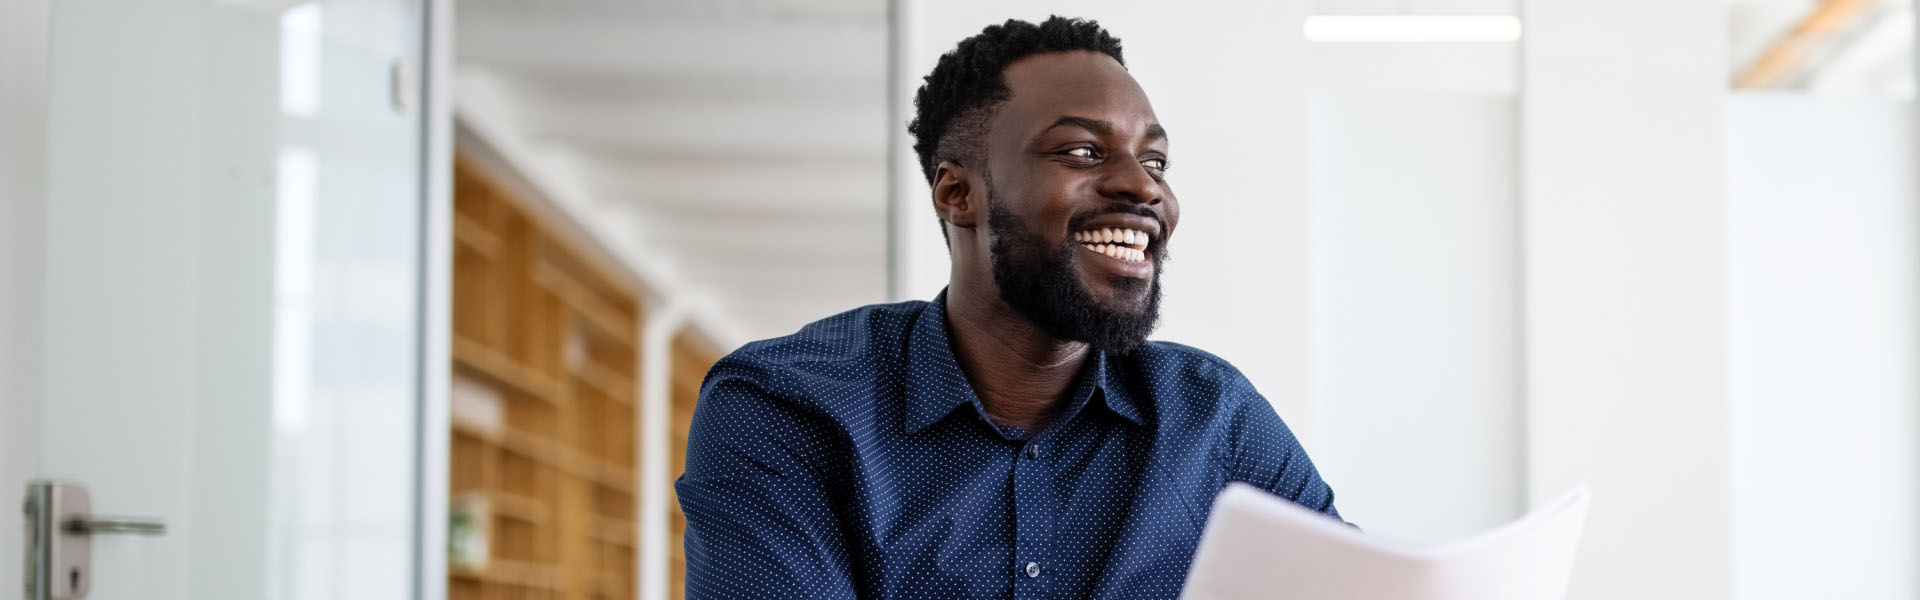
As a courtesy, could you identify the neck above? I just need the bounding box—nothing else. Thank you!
[944,280,1090,436]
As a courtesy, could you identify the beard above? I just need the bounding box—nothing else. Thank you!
[985,182,1166,355]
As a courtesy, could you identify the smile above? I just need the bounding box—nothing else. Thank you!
[1073,227,1151,263]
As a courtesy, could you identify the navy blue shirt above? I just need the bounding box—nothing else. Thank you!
[676,293,1340,599]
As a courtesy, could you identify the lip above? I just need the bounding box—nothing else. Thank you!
[1077,243,1155,279]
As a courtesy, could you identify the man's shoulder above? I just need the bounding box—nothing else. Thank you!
[711,299,931,387]
[1131,341,1309,478]
[1133,340,1251,385]
[1128,340,1268,415]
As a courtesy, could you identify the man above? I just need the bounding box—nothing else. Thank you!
[677,16,1340,599]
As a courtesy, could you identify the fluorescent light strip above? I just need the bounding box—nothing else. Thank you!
[1303,15,1522,43]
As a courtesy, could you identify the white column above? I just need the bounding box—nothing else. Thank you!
[1726,96,1920,600]
[416,0,455,598]
[1310,93,1523,543]
[639,303,687,600]
[1519,2,1731,598]
[891,1,1319,443]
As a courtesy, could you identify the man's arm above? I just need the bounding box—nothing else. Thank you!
[1223,382,1342,520]
[675,362,857,599]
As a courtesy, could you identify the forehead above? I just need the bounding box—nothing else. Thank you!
[991,51,1159,140]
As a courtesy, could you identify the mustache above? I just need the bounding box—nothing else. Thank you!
[1066,204,1169,251]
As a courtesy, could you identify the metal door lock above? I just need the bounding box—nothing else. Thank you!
[22,481,165,600]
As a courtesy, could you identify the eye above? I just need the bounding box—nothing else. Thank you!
[1063,146,1097,159]
[1142,157,1169,171]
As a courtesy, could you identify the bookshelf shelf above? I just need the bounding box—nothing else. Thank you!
[450,154,643,600]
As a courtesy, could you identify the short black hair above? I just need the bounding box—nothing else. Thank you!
[908,16,1125,186]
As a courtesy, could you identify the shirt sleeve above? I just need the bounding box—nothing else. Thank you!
[1222,381,1343,521]
[675,359,858,600]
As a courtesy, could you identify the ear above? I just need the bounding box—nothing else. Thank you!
[931,160,983,232]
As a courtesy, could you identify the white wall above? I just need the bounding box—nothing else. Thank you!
[1726,95,1920,600]
[1520,1,1732,598]
[892,0,1321,442]
[1310,91,1522,543]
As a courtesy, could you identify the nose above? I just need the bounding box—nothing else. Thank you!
[1098,154,1163,206]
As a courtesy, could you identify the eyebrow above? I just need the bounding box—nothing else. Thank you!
[1042,116,1169,143]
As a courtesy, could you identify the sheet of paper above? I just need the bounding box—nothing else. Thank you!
[1181,482,1590,600]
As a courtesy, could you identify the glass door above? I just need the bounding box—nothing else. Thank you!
[25,0,430,598]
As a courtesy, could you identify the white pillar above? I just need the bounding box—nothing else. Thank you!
[1520,1,1732,598]
[638,302,688,600]
[1310,93,1524,543]
[1725,96,1920,599]
[416,0,455,598]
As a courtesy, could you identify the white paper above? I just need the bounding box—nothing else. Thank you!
[1181,483,1590,600]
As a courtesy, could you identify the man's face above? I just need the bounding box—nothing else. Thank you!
[979,51,1179,354]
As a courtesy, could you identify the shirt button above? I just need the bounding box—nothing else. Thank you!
[1025,562,1042,578]
[1025,444,1040,460]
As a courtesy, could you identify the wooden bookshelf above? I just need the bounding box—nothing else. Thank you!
[450,155,641,600]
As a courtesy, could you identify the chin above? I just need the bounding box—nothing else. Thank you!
[1088,274,1154,314]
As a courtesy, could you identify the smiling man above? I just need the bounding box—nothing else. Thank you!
[677,16,1340,599]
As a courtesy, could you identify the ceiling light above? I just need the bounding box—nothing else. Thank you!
[1303,15,1523,43]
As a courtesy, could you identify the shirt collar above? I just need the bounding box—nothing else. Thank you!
[903,290,1146,434]
[1093,350,1145,425]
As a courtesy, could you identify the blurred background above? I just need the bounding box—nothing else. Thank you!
[1,1,1914,599]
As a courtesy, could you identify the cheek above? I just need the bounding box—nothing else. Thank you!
[1162,196,1181,239]
[1031,189,1083,236]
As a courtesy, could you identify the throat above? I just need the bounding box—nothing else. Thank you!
[943,292,1092,436]
[982,397,1067,437]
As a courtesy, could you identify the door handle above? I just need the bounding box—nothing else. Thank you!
[22,480,166,599]
[65,516,166,535]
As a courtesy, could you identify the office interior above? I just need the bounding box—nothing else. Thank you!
[1,0,1915,599]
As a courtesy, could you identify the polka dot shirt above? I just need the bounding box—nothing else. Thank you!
[676,292,1341,599]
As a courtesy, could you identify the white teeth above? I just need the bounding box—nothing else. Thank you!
[1078,241,1151,263]
[1075,228,1153,253]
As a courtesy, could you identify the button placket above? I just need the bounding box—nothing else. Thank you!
[1010,437,1056,598]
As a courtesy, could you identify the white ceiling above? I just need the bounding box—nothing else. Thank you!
[455,0,892,342]
[453,0,1913,342]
